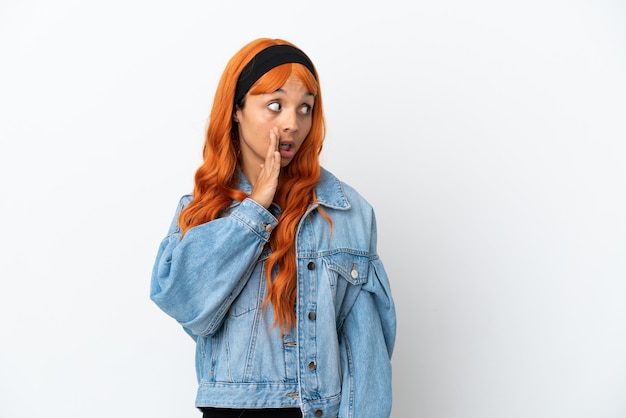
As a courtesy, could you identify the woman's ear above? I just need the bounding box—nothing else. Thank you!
[233,106,240,123]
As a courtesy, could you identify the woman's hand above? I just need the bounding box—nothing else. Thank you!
[249,127,281,209]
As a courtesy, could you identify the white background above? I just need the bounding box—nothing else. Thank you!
[1,1,625,417]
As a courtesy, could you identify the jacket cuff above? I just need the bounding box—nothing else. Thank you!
[231,198,279,239]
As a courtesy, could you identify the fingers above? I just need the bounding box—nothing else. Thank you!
[269,127,279,152]
[249,128,281,209]
[267,127,281,174]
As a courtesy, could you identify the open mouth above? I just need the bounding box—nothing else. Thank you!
[279,143,292,150]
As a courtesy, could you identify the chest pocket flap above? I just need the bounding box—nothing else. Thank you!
[325,251,369,286]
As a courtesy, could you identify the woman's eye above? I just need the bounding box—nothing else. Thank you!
[300,104,312,115]
[268,102,281,111]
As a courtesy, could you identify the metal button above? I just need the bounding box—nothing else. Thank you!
[314,410,323,417]
[261,223,273,232]
[308,361,317,370]
[308,311,316,320]
[307,262,315,270]
[351,263,358,278]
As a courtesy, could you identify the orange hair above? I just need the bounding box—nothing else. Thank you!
[178,38,330,331]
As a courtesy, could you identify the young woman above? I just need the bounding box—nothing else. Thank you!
[150,38,396,418]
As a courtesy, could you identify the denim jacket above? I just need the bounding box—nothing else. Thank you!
[150,168,396,418]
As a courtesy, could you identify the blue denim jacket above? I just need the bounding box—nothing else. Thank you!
[150,168,396,418]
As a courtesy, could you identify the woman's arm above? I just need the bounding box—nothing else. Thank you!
[339,257,396,418]
[150,196,278,336]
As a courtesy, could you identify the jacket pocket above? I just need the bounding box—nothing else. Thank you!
[323,250,369,287]
[227,262,265,317]
[322,251,369,333]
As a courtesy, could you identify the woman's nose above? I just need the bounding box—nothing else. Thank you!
[280,110,297,132]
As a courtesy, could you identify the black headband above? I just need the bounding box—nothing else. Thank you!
[234,44,317,104]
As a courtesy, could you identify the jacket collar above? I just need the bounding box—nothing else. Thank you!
[315,167,351,210]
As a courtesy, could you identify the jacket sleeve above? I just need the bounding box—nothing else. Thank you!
[339,256,396,418]
[150,196,278,337]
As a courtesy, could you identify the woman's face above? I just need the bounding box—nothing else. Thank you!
[234,73,315,183]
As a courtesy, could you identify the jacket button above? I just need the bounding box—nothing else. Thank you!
[308,361,317,370]
[308,311,316,320]
[307,262,315,270]
[314,410,323,417]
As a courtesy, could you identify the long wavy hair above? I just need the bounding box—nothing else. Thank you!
[178,38,330,331]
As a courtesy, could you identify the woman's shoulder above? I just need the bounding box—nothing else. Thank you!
[178,193,193,206]
[170,194,193,215]
[318,167,373,211]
